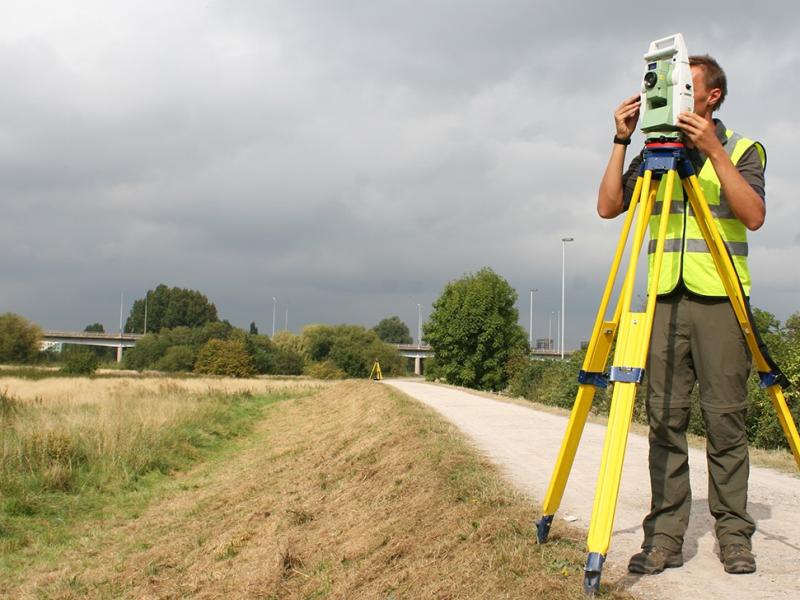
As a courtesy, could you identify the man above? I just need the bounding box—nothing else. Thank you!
[597,55,766,575]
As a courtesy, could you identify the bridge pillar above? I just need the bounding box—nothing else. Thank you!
[116,346,123,363]
[414,356,422,376]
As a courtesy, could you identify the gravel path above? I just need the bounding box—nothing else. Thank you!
[386,380,800,600]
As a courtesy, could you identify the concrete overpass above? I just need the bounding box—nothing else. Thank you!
[393,343,566,375]
[40,332,568,369]
[393,344,433,375]
[42,331,144,362]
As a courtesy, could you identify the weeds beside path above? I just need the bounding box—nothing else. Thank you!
[4,380,630,599]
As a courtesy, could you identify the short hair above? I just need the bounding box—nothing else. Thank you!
[689,54,727,110]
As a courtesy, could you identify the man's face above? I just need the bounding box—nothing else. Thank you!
[691,65,720,117]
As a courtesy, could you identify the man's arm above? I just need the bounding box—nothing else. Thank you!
[677,112,766,230]
[598,94,641,219]
[598,144,630,218]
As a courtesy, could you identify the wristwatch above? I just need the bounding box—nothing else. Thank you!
[613,136,631,146]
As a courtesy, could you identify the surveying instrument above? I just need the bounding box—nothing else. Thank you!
[533,33,800,595]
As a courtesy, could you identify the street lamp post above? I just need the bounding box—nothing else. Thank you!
[119,292,124,335]
[272,297,277,338]
[529,288,538,349]
[417,303,422,347]
[556,310,560,354]
[561,237,574,359]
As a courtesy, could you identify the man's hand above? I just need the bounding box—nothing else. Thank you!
[677,111,723,156]
[615,94,641,139]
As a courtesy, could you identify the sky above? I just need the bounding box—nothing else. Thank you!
[2,1,799,349]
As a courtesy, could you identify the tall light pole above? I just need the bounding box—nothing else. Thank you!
[417,303,422,346]
[529,288,538,349]
[561,237,574,359]
[119,292,124,335]
[284,305,288,332]
[548,312,553,351]
[556,310,560,354]
[272,297,277,338]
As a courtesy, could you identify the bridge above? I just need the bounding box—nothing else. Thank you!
[392,343,565,375]
[41,333,567,369]
[41,331,144,362]
[393,344,433,375]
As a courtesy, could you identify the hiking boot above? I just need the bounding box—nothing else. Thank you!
[628,546,684,575]
[721,544,756,574]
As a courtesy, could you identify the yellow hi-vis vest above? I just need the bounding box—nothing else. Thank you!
[648,130,766,297]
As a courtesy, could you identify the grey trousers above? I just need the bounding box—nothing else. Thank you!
[642,292,755,552]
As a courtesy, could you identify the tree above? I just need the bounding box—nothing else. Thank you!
[124,284,218,334]
[61,349,99,375]
[784,312,800,340]
[84,323,105,333]
[249,321,259,335]
[423,268,527,391]
[751,307,780,337]
[300,324,403,377]
[372,316,413,344]
[194,339,255,378]
[0,313,42,364]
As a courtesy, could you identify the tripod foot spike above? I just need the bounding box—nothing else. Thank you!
[583,552,605,596]
[535,514,554,544]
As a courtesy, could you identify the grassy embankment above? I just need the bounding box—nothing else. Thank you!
[0,377,320,581]
[2,377,632,599]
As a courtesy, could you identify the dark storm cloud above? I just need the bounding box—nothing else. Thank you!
[2,1,799,344]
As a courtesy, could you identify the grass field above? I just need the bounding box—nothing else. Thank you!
[1,376,631,599]
[0,377,321,579]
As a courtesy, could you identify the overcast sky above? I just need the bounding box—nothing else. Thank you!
[2,1,799,348]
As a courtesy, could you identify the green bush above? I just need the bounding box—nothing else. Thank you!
[0,313,42,364]
[60,350,99,375]
[305,360,347,380]
[194,339,255,378]
[123,334,171,370]
[244,335,305,376]
[272,330,309,360]
[505,307,800,453]
[154,345,196,372]
[274,348,305,375]
[123,323,236,372]
[300,324,403,378]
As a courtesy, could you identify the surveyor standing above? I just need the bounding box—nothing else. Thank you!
[597,54,765,575]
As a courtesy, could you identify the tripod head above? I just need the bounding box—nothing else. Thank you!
[640,33,693,142]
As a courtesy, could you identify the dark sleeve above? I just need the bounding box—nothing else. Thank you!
[735,144,766,201]
[621,150,645,211]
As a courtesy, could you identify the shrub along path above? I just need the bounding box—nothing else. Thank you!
[387,380,800,600]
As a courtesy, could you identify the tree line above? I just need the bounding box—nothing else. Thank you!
[6,272,796,452]
[0,284,414,378]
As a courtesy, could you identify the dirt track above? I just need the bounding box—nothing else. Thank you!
[386,380,800,600]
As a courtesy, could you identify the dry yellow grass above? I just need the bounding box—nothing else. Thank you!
[0,375,324,406]
[6,380,632,600]
[0,377,326,491]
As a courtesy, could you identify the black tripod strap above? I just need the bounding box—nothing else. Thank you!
[724,243,790,390]
[743,294,790,389]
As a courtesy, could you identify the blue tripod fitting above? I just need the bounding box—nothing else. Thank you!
[640,140,695,178]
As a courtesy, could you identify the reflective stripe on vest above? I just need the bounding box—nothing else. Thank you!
[647,130,765,296]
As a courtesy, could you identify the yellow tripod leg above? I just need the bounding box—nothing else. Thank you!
[536,172,652,544]
[683,177,800,468]
[583,169,677,595]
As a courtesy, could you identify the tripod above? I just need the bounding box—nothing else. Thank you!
[534,139,800,595]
